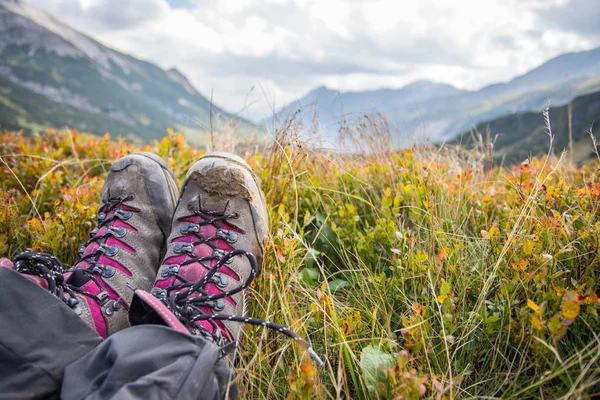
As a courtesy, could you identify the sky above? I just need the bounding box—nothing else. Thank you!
[26,0,600,121]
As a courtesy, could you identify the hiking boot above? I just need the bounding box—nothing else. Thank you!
[10,153,179,338]
[130,152,323,365]
[68,152,179,337]
[131,152,268,346]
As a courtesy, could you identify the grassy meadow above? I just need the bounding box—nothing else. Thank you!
[1,119,599,399]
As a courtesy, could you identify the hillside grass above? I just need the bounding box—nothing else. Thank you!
[1,123,599,399]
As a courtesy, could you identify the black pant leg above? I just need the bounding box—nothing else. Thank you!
[0,267,102,399]
[60,325,238,400]
[0,267,237,399]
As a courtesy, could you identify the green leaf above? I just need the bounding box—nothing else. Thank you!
[360,345,396,393]
[547,315,568,343]
[299,268,319,287]
[573,217,585,231]
[441,279,451,296]
[547,315,561,333]
[382,196,393,208]
[523,240,534,256]
[329,279,351,292]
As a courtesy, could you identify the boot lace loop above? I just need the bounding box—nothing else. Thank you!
[12,251,79,308]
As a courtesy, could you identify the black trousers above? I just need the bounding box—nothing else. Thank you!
[0,268,237,399]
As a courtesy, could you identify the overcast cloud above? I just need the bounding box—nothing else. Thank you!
[26,0,600,121]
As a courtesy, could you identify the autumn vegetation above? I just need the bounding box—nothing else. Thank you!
[1,117,599,399]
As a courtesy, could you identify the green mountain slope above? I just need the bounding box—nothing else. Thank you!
[0,0,252,141]
[454,90,600,163]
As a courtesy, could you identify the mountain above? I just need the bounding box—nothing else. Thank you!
[294,80,464,117]
[273,80,466,145]
[277,47,600,146]
[453,89,600,163]
[0,0,249,142]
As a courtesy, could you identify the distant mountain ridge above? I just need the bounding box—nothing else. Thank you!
[0,0,247,141]
[274,80,466,139]
[453,89,600,163]
[276,47,600,147]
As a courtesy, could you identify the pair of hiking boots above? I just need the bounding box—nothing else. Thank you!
[13,152,268,352]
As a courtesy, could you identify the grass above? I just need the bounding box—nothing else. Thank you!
[1,118,599,399]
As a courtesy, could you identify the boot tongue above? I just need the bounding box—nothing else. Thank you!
[196,193,228,215]
[66,268,91,287]
[129,289,190,334]
[197,193,245,234]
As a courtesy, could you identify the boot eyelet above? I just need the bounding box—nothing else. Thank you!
[103,301,120,316]
[106,245,119,257]
[217,274,229,288]
[226,231,238,243]
[97,212,106,221]
[115,210,132,220]
[180,223,199,234]
[213,249,233,264]
[90,263,104,274]
[174,243,193,254]
[151,288,167,300]
[216,230,237,243]
[103,266,116,278]
[110,227,127,238]
[230,212,239,219]
[212,299,225,311]
[210,273,229,288]
[98,244,119,257]
[89,227,99,237]
[96,291,109,305]
[161,264,180,277]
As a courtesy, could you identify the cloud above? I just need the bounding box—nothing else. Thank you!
[535,0,600,38]
[493,35,518,50]
[201,51,394,79]
[82,0,167,30]
[23,0,600,120]
[27,0,167,31]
